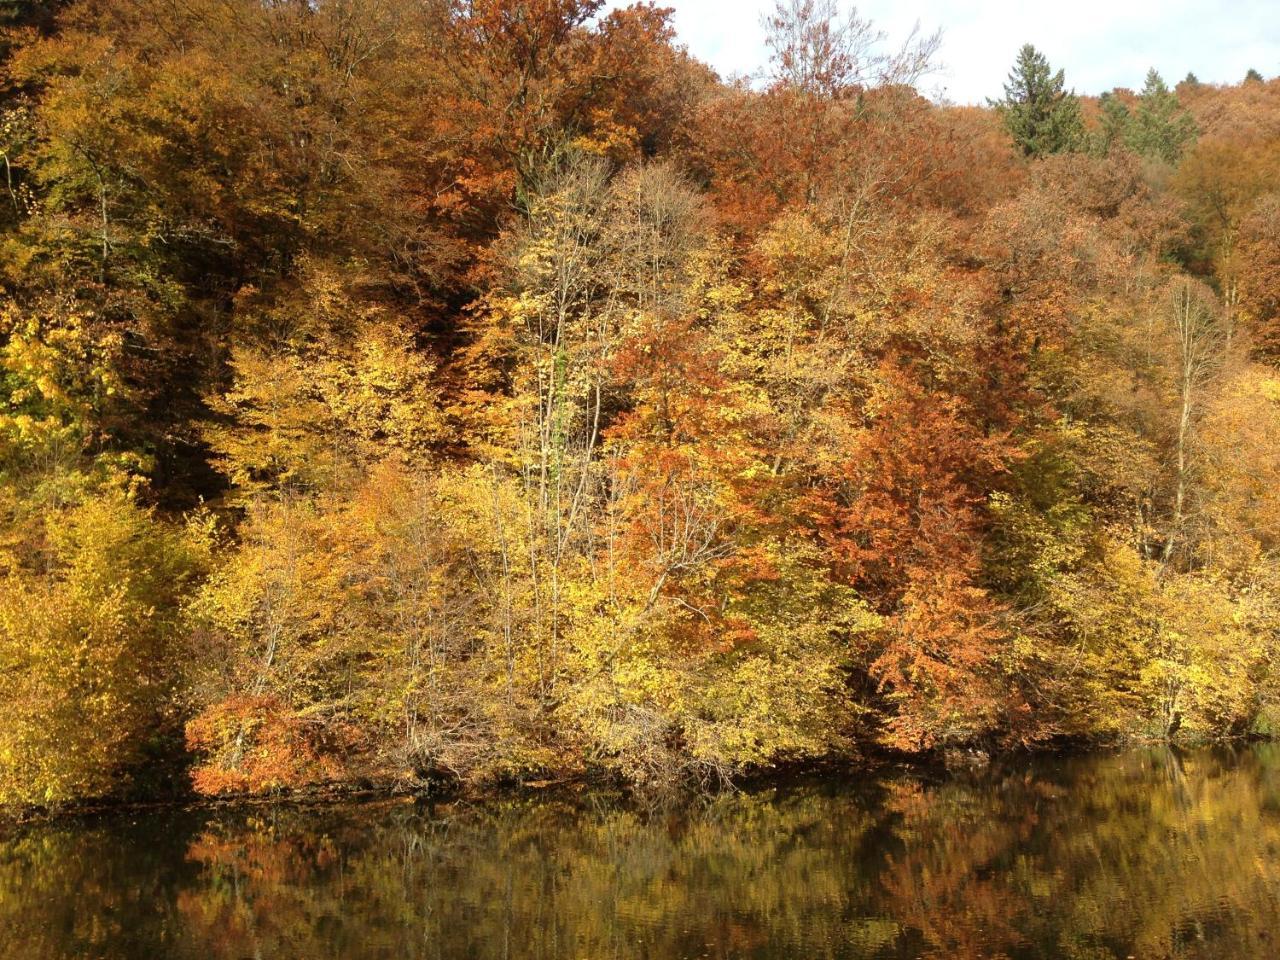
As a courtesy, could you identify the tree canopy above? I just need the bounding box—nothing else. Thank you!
[992,43,1084,156]
[1,1,1279,808]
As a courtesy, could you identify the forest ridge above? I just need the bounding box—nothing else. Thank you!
[1,0,1279,809]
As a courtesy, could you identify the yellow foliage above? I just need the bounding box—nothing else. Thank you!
[205,321,446,496]
[0,490,212,806]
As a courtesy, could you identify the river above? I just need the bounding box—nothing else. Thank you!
[3,745,1280,958]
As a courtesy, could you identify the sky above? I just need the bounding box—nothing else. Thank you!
[603,0,1280,105]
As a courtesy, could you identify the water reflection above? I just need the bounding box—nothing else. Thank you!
[4,746,1280,959]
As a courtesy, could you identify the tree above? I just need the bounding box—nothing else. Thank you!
[1126,69,1197,164]
[1246,68,1264,83]
[1161,281,1230,566]
[1236,194,1280,352]
[762,0,938,96]
[1093,91,1131,155]
[7,0,1280,811]
[991,44,1084,157]
[0,490,211,806]
[804,356,1017,750]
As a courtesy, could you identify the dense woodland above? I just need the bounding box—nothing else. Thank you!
[3,0,1280,809]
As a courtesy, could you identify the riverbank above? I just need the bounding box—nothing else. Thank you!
[8,732,1269,827]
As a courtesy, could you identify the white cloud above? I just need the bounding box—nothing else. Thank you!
[603,0,1280,104]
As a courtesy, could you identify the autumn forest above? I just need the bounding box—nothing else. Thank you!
[2,0,1280,811]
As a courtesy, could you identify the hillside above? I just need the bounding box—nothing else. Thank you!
[2,0,1280,808]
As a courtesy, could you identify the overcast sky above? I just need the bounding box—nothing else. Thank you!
[603,0,1280,104]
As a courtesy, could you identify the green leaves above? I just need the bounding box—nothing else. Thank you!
[992,44,1084,157]
[1133,70,1197,162]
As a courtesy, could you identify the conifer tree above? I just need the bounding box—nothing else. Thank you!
[1126,69,1197,164]
[992,44,1084,157]
[1093,91,1131,155]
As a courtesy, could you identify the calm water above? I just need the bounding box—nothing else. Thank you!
[4,746,1280,959]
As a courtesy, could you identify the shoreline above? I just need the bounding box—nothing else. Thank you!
[7,733,1270,829]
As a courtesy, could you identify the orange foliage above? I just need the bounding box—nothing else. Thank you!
[807,366,1016,748]
[185,696,358,796]
[6,0,1280,809]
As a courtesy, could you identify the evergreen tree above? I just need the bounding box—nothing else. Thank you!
[1246,68,1264,83]
[1182,72,1200,87]
[1126,69,1197,164]
[992,44,1084,157]
[1092,91,1131,155]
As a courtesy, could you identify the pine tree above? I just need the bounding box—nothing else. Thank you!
[1246,68,1264,83]
[1126,69,1197,164]
[992,44,1084,157]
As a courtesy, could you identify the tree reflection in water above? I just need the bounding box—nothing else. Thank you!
[3,745,1280,959]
